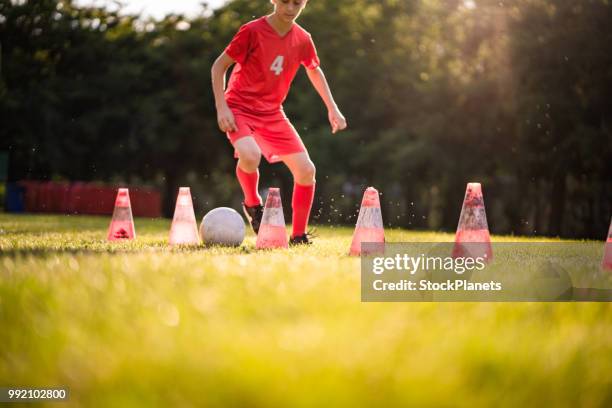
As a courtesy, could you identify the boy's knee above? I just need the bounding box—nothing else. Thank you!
[296,161,316,184]
[239,149,261,170]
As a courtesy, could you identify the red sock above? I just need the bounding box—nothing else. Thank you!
[292,182,315,237]
[236,165,262,207]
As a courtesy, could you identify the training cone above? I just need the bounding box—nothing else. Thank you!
[169,187,200,245]
[349,187,385,256]
[107,188,136,241]
[256,188,288,249]
[452,182,492,261]
[602,217,612,270]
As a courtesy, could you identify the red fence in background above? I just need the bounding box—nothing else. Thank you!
[16,181,161,217]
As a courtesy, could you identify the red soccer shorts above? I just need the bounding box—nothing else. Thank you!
[226,107,306,163]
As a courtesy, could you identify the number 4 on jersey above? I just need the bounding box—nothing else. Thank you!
[270,55,284,76]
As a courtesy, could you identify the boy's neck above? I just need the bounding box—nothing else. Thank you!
[266,14,294,36]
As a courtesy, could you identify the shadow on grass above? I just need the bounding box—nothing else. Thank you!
[0,243,257,257]
[570,287,612,301]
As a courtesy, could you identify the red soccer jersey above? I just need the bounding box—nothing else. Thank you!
[224,16,320,114]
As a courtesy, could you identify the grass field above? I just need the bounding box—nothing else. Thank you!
[1,214,611,407]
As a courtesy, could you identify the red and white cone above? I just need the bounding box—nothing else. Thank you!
[169,187,200,245]
[107,188,136,241]
[452,182,492,261]
[602,217,612,270]
[349,187,385,256]
[256,188,288,249]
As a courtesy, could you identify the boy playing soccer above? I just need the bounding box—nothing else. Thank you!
[211,0,347,244]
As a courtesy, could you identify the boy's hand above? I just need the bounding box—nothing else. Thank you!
[328,107,347,134]
[217,105,238,133]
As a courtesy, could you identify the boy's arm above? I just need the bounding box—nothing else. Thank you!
[211,52,237,133]
[306,67,347,134]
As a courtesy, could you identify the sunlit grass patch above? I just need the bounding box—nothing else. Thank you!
[0,214,611,407]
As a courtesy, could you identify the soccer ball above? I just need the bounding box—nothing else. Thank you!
[200,207,245,246]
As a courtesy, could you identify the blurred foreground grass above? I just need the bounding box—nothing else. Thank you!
[1,214,611,407]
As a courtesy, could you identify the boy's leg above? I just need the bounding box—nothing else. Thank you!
[280,152,316,239]
[234,137,264,233]
[234,137,262,206]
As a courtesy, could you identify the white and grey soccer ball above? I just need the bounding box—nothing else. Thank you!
[200,207,245,246]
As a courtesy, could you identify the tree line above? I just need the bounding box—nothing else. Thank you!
[1,0,610,238]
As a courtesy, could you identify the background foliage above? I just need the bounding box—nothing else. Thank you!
[1,0,610,237]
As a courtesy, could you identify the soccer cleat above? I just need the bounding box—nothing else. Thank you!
[290,230,316,245]
[289,234,311,245]
[242,202,264,234]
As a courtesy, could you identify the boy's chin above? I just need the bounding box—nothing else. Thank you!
[281,15,298,23]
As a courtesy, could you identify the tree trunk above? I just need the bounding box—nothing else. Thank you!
[163,171,179,218]
[548,174,566,237]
